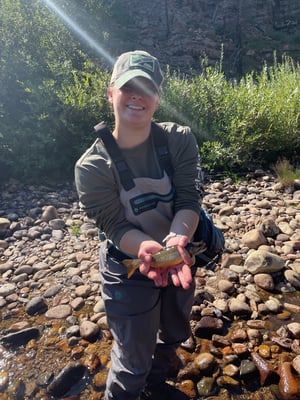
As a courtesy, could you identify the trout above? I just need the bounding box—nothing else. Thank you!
[122,241,207,278]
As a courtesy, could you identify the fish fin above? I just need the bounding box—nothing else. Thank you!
[122,259,140,278]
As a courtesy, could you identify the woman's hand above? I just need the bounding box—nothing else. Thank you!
[137,236,194,289]
[165,235,194,290]
[137,240,167,286]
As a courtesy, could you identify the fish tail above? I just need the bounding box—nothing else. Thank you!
[122,259,141,278]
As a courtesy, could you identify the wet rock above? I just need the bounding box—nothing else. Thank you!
[177,379,197,398]
[216,375,239,387]
[47,362,87,397]
[25,297,48,315]
[223,363,239,377]
[239,359,256,376]
[211,334,231,348]
[194,316,224,338]
[251,352,277,385]
[257,344,271,358]
[93,369,108,390]
[265,297,282,313]
[197,376,218,396]
[278,353,300,400]
[75,284,92,298]
[0,371,9,392]
[0,327,40,346]
[287,323,300,339]
[193,352,217,374]
[79,320,101,341]
[45,304,72,319]
[292,355,300,375]
[181,335,196,352]
[36,371,54,387]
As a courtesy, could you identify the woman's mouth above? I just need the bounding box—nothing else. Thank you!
[127,105,145,110]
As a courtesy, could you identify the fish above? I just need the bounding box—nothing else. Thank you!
[122,241,207,278]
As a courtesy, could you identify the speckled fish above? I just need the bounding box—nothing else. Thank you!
[123,241,207,278]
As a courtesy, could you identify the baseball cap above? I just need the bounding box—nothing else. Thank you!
[110,50,164,92]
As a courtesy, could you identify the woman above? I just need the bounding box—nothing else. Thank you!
[75,50,203,400]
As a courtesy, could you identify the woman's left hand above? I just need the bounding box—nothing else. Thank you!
[165,235,194,290]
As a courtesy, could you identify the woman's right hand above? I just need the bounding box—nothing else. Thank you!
[137,240,169,286]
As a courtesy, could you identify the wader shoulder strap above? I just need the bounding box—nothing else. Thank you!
[94,121,173,191]
[151,122,174,179]
[95,122,135,190]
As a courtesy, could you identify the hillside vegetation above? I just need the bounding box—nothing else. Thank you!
[0,1,299,183]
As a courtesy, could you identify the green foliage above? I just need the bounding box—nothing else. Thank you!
[0,1,299,183]
[69,223,81,236]
[0,0,110,182]
[161,53,300,173]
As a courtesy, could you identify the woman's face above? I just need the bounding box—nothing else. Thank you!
[107,77,160,127]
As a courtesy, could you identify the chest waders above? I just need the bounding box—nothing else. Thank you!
[96,122,195,400]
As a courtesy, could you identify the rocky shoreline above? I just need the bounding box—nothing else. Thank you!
[0,172,300,399]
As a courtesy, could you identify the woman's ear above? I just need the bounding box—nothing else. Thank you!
[107,87,113,104]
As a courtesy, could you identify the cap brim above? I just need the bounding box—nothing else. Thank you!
[114,70,159,92]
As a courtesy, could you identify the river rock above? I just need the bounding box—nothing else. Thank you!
[79,320,101,341]
[0,173,300,399]
[47,362,86,397]
[241,229,267,249]
[228,298,251,316]
[284,270,300,288]
[254,273,274,291]
[0,327,40,346]
[292,355,300,375]
[0,283,16,297]
[41,205,58,222]
[244,250,285,274]
[45,305,72,319]
[287,323,300,339]
[25,297,48,315]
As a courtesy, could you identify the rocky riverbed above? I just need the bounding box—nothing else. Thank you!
[0,171,300,400]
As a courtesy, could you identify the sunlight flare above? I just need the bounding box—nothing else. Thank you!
[42,0,114,66]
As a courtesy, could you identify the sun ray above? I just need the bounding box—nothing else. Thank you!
[42,0,114,66]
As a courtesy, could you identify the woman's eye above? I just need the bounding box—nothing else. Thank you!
[121,84,156,96]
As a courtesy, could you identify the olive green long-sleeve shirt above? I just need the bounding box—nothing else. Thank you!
[75,122,203,248]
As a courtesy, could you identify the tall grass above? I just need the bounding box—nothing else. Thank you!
[273,158,300,188]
